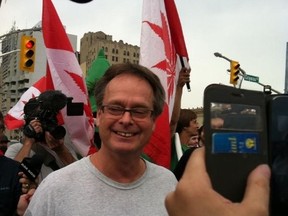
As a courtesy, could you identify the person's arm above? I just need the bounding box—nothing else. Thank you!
[44,132,76,166]
[165,147,270,216]
[170,67,190,136]
[12,119,43,162]
[12,138,34,162]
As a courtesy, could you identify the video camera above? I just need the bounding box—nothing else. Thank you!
[23,90,83,141]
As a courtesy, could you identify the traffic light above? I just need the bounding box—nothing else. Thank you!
[19,35,36,72]
[230,60,240,85]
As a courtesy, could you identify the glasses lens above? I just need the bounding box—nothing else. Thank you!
[131,108,151,119]
[106,105,124,116]
[103,105,152,119]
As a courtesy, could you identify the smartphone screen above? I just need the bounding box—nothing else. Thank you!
[204,84,268,202]
[268,95,288,215]
[210,102,262,154]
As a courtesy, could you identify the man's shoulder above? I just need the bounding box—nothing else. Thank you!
[145,160,176,178]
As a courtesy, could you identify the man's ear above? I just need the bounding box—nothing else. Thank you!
[95,111,101,127]
[152,122,156,131]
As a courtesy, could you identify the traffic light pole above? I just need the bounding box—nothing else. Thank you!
[214,52,245,88]
[214,52,281,94]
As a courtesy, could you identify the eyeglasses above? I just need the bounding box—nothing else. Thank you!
[101,104,153,120]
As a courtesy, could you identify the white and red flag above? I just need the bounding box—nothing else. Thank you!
[42,0,96,156]
[140,0,190,168]
[5,0,96,156]
[4,77,47,130]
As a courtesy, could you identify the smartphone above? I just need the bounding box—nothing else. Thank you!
[267,94,288,216]
[204,84,268,202]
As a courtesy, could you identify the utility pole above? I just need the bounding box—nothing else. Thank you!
[214,52,281,94]
[285,42,288,94]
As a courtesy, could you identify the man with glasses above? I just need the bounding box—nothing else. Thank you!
[25,63,178,215]
[24,63,270,216]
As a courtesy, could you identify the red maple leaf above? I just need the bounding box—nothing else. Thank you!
[64,69,87,94]
[143,11,176,103]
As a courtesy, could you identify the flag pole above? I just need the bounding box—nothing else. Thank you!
[179,56,191,92]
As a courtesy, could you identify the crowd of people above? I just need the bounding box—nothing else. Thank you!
[0,63,271,215]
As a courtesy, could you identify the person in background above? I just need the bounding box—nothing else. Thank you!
[0,155,21,216]
[170,108,199,170]
[25,63,177,215]
[0,121,9,156]
[85,49,110,149]
[168,67,191,171]
[166,147,270,216]
[5,91,77,184]
[187,135,199,148]
[173,124,204,180]
[176,109,199,147]
[169,67,191,136]
[0,135,9,156]
[5,123,76,183]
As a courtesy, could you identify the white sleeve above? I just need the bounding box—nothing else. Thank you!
[4,143,34,159]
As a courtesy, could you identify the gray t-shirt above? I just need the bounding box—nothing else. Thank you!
[25,156,177,216]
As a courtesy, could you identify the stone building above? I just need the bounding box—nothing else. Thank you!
[80,31,140,70]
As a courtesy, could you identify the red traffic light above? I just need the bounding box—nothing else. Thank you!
[25,40,35,49]
[19,35,36,72]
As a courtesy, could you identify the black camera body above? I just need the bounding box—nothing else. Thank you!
[23,90,70,141]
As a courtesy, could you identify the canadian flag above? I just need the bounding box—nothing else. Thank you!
[140,0,190,168]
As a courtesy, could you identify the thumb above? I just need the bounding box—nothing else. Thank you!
[242,164,271,213]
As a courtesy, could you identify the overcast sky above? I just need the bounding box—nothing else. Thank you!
[0,0,287,108]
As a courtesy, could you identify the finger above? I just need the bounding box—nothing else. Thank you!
[27,188,36,197]
[242,164,270,213]
[19,178,30,184]
[165,147,218,216]
[21,183,31,194]
[22,183,30,189]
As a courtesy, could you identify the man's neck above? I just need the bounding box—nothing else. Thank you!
[90,149,146,183]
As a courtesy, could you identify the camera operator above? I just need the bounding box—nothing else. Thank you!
[5,90,77,183]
